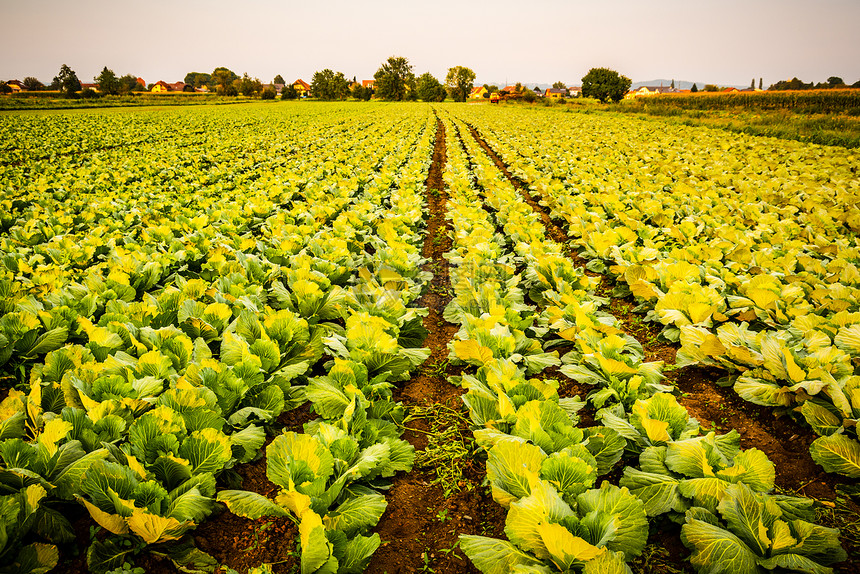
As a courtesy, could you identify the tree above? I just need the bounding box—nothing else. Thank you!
[212,67,238,95]
[185,72,212,89]
[671,79,675,89]
[273,74,285,86]
[827,76,844,87]
[759,78,763,90]
[767,77,813,91]
[237,73,263,96]
[53,64,81,97]
[416,72,446,102]
[95,67,120,95]
[690,83,698,93]
[311,69,349,100]
[118,74,142,94]
[281,84,298,100]
[0,82,11,95]
[445,66,476,102]
[374,56,415,101]
[522,89,536,103]
[22,77,44,91]
[703,84,719,92]
[552,81,566,89]
[261,87,276,100]
[350,83,368,100]
[580,67,631,103]
[750,78,755,89]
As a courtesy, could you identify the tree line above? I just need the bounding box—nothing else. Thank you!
[768,76,860,91]
[308,57,476,102]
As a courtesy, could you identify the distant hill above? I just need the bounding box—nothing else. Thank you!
[632,79,748,90]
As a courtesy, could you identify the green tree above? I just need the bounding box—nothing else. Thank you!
[22,77,44,91]
[690,83,698,93]
[0,82,11,95]
[759,78,763,90]
[350,83,368,100]
[311,69,349,100]
[827,76,844,87]
[237,73,263,96]
[522,89,536,103]
[184,72,212,88]
[53,64,81,97]
[374,56,415,101]
[416,72,446,102]
[212,67,238,95]
[95,67,120,95]
[703,84,719,92]
[750,78,755,89]
[281,84,298,100]
[552,81,566,89]
[261,86,276,100]
[580,67,631,103]
[118,74,143,94]
[445,66,476,102]
[273,74,285,85]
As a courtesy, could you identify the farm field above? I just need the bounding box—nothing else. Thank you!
[0,101,859,574]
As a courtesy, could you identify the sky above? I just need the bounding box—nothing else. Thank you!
[3,0,859,88]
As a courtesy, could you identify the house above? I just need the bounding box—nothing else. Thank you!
[362,79,375,91]
[293,79,311,97]
[722,87,740,93]
[567,86,581,97]
[168,82,188,92]
[136,77,146,89]
[273,83,285,94]
[151,80,171,92]
[624,85,676,99]
[80,83,99,91]
[470,86,488,99]
[545,88,568,98]
[5,80,23,92]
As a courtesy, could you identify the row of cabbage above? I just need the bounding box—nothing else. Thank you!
[437,109,848,574]
[454,104,860,480]
[0,104,435,572]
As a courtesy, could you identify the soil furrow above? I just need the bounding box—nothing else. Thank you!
[367,116,505,574]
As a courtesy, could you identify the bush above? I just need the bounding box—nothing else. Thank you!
[261,87,276,100]
[281,85,298,100]
[80,88,100,99]
[522,90,536,103]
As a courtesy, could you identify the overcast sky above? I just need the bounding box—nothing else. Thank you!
[3,0,859,87]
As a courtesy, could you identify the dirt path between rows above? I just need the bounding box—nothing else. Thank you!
[463,121,860,573]
[366,117,506,574]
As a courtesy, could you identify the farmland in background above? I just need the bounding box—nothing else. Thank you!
[1,102,859,574]
[602,90,860,148]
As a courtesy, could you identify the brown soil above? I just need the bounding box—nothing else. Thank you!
[465,123,860,574]
[366,116,511,574]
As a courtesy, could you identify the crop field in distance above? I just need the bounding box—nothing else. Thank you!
[1,101,859,574]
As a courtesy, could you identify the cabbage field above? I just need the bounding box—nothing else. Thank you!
[0,102,858,574]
